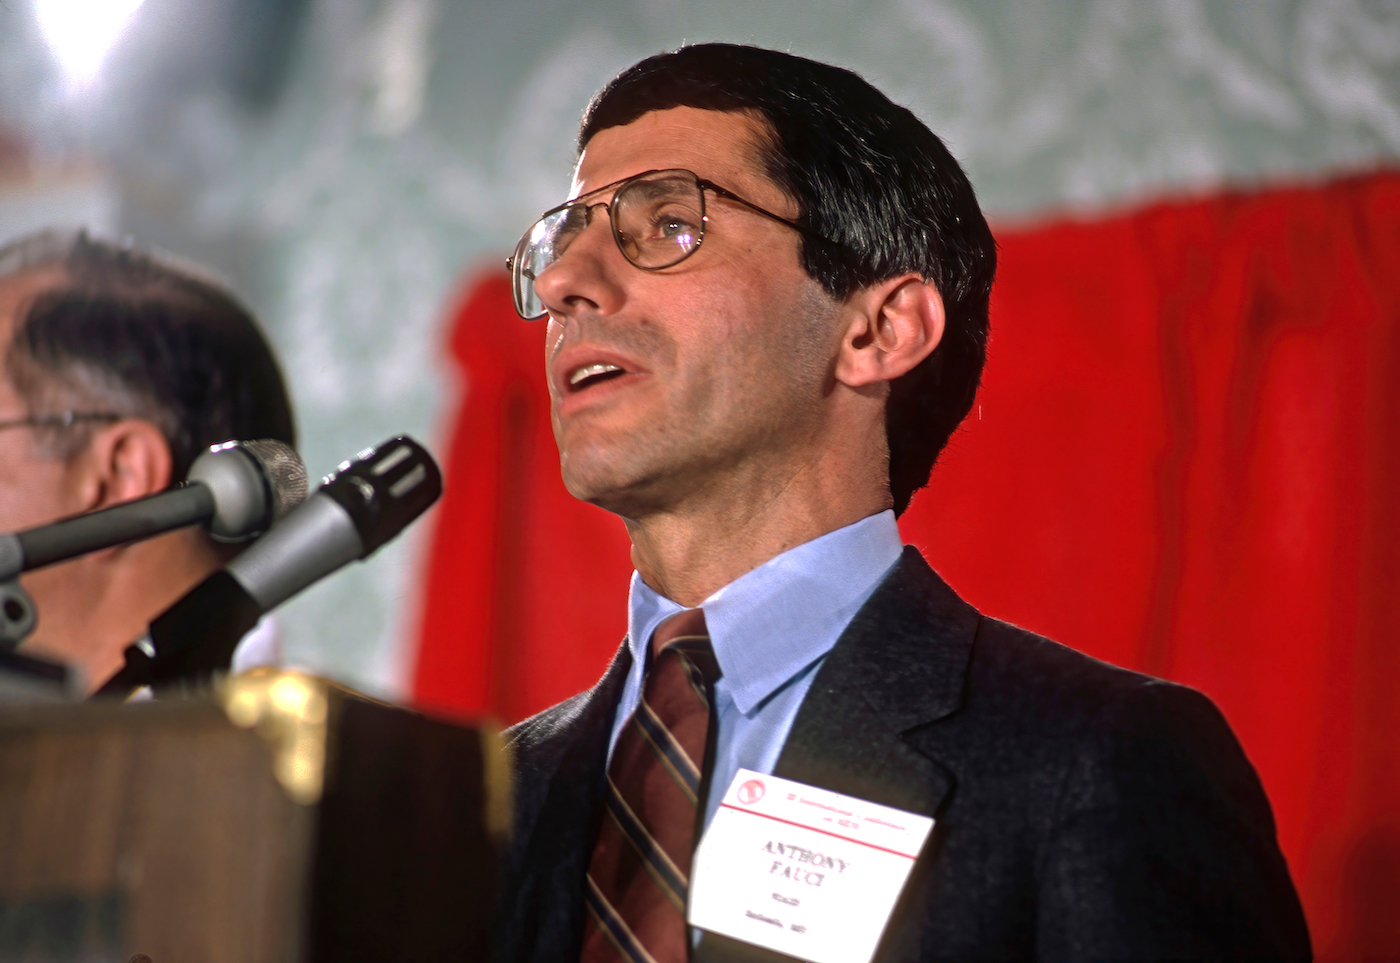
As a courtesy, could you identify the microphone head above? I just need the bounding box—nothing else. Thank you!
[239,439,309,524]
[320,435,443,556]
[189,440,309,541]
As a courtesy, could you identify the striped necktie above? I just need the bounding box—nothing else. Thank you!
[580,608,719,963]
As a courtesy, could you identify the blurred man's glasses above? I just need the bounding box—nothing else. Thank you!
[0,411,122,433]
[506,168,829,320]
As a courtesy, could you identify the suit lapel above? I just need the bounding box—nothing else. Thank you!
[502,643,633,963]
[694,552,976,963]
[774,547,977,818]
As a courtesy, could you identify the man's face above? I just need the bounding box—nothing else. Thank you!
[0,270,79,534]
[534,107,845,518]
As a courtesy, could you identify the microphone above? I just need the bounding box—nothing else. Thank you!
[96,435,442,694]
[0,439,308,585]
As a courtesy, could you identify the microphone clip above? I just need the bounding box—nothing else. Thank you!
[0,579,36,649]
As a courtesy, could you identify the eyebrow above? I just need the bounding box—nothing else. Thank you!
[565,173,637,205]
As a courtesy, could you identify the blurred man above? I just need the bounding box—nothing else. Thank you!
[0,229,296,691]
[494,44,1310,962]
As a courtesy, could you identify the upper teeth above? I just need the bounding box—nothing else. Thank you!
[570,363,623,386]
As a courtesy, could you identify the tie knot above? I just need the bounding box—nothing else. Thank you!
[652,607,707,653]
[651,608,719,685]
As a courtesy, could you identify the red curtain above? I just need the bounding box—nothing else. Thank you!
[413,169,1400,959]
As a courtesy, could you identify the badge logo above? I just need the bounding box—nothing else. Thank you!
[737,778,766,805]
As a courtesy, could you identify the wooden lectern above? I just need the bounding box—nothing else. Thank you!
[0,671,509,962]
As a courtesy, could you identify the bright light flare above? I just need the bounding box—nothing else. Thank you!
[34,0,147,92]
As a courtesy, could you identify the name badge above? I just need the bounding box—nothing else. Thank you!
[688,768,934,963]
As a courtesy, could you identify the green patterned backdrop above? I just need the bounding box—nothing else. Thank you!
[1,0,1396,695]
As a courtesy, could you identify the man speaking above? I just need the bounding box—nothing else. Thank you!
[495,44,1309,961]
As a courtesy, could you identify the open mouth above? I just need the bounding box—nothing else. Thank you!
[568,363,628,392]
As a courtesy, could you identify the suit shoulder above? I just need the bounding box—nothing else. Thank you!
[968,615,1215,727]
[953,616,1273,826]
[505,690,595,772]
[943,614,1268,808]
[866,550,1227,751]
[504,641,632,777]
[964,623,1312,957]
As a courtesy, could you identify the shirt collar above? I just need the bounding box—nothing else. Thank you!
[626,510,903,715]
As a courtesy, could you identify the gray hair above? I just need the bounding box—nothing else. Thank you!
[0,229,296,479]
[1,231,162,456]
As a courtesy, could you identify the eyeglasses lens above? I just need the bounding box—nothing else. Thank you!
[510,172,706,319]
[610,173,704,268]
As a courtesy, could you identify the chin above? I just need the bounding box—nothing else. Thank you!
[559,454,666,519]
[559,451,627,504]
[561,469,636,514]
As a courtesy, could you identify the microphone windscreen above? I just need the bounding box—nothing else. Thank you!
[239,440,309,522]
[321,436,442,555]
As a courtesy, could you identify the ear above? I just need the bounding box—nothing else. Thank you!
[73,419,175,512]
[834,274,945,389]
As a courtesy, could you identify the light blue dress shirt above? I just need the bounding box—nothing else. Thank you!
[608,510,904,829]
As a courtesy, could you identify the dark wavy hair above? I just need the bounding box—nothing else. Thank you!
[0,229,295,486]
[581,43,996,514]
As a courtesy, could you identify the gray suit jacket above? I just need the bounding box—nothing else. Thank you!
[494,548,1310,961]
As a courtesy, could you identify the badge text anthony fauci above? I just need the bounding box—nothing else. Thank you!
[763,840,849,886]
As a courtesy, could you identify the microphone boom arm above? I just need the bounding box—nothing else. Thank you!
[0,439,305,584]
[0,485,215,581]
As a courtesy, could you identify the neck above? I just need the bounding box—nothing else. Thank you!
[624,470,892,607]
[20,529,225,692]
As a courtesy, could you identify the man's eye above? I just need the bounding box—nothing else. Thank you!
[554,207,590,241]
[645,206,701,240]
[658,217,696,238]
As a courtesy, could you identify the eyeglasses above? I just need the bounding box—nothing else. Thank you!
[0,411,123,433]
[505,168,830,320]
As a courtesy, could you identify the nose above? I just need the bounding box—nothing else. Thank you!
[531,214,626,319]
